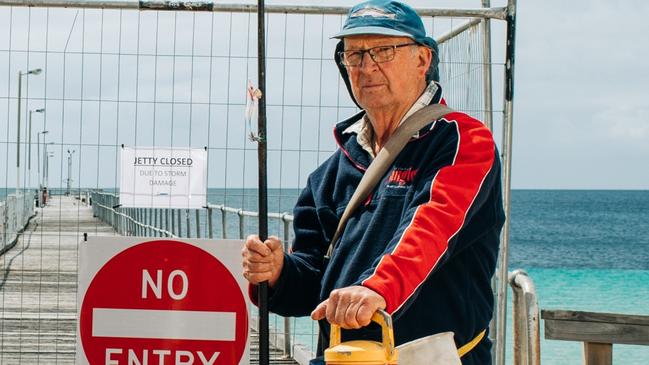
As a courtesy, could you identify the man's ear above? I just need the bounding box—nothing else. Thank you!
[417,46,433,78]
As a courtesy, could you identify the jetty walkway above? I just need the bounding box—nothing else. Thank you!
[0,195,297,365]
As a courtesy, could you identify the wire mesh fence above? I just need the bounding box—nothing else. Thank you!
[0,2,511,364]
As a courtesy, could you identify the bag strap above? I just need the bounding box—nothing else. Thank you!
[325,104,454,258]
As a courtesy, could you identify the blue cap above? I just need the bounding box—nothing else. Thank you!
[332,0,439,82]
[333,0,436,49]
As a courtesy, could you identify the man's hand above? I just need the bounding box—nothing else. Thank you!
[311,286,386,329]
[241,235,284,287]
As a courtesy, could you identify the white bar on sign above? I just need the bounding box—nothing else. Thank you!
[92,308,236,341]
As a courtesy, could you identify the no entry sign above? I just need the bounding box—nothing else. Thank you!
[77,237,249,365]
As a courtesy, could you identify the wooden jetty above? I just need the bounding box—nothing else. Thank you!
[0,195,298,365]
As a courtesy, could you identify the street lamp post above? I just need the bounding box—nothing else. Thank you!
[28,108,45,189]
[44,142,54,191]
[37,130,49,206]
[66,149,76,196]
[16,68,42,195]
[42,148,54,206]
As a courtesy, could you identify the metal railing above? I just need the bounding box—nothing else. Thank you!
[0,191,36,255]
[90,190,303,359]
[509,269,541,365]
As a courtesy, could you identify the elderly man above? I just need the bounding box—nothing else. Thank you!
[242,0,505,363]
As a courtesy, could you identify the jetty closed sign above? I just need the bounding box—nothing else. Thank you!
[120,147,207,209]
[77,237,250,365]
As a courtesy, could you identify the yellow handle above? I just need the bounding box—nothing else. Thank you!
[329,309,396,361]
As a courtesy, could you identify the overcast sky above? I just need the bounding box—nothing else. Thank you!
[509,0,649,190]
[296,0,649,190]
[1,0,647,190]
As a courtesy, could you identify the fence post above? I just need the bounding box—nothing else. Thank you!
[195,209,201,238]
[3,202,8,248]
[155,209,159,237]
[238,210,244,239]
[185,209,191,238]
[158,209,163,237]
[126,209,131,236]
[131,209,135,236]
[139,209,143,236]
[134,209,139,236]
[221,207,227,239]
[147,209,150,236]
[282,213,292,357]
[141,211,145,236]
[170,209,174,236]
[114,204,118,234]
[144,209,149,236]
[118,209,123,235]
[110,196,115,229]
[177,209,182,237]
[509,269,540,365]
[165,209,170,236]
[155,210,159,237]
[207,207,213,239]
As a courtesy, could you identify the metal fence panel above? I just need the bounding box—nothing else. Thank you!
[0,2,511,364]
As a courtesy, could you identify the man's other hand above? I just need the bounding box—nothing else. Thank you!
[241,235,284,287]
[311,286,386,329]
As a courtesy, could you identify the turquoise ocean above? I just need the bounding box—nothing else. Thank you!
[204,189,649,364]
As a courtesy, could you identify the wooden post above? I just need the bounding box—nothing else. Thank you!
[583,342,612,365]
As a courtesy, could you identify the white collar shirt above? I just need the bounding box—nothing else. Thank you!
[342,81,439,159]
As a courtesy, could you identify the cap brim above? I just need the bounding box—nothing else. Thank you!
[332,26,414,39]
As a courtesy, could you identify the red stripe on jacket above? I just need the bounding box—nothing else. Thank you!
[361,113,496,314]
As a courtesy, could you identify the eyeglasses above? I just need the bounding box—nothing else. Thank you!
[338,43,417,67]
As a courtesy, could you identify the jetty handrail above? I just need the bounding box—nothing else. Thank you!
[93,201,176,238]
[509,269,541,365]
[90,191,299,358]
[206,203,294,222]
[1,191,36,256]
[91,192,176,238]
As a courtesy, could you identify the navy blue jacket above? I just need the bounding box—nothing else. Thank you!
[251,88,505,364]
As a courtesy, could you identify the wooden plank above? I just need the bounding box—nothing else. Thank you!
[542,310,649,326]
[583,342,612,365]
[542,310,649,346]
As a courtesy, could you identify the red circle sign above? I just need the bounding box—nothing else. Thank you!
[80,240,248,365]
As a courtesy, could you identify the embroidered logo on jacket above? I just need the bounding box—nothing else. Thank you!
[387,168,418,186]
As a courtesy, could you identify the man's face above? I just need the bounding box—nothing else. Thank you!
[343,35,431,112]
